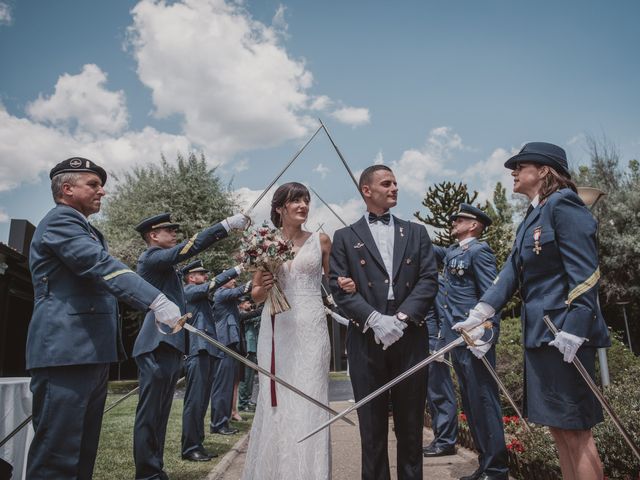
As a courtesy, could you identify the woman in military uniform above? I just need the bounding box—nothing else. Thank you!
[458,142,610,480]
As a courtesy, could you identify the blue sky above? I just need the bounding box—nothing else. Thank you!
[1,0,639,241]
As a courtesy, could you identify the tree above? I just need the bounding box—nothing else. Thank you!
[573,135,640,352]
[482,182,515,271]
[414,181,478,246]
[96,152,239,272]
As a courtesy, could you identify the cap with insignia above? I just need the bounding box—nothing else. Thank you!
[238,295,251,303]
[49,157,108,185]
[135,213,180,236]
[504,142,571,178]
[450,203,493,227]
[181,259,209,276]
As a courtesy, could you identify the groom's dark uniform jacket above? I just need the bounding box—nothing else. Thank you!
[330,216,438,327]
[330,215,438,480]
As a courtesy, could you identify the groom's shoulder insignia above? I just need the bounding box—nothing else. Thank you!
[353,242,364,249]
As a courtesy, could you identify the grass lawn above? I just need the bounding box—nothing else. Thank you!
[94,393,253,480]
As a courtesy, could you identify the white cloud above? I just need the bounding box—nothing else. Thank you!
[309,95,332,111]
[0,101,192,192]
[126,0,369,158]
[373,150,384,164]
[26,64,129,136]
[0,208,8,223]
[313,163,330,178]
[0,2,12,25]
[330,106,370,127]
[233,159,249,172]
[271,4,288,35]
[461,147,517,202]
[390,127,460,196]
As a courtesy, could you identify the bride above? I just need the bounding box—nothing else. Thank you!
[242,182,333,479]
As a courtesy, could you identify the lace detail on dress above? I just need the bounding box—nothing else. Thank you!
[242,232,332,480]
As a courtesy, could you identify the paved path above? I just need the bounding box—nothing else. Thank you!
[212,400,482,480]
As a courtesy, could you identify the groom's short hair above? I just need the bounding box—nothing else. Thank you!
[359,165,393,191]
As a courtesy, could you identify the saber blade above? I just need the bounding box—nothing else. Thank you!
[543,315,640,461]
[182,322,354,426]
[318,119,362,196]
[245,125,323,216]
[309,186,348,227]
[298,336,466,442]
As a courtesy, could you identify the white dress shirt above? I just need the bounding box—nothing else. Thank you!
[365,212,395,300]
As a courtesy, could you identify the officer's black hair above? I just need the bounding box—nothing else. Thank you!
[358,165,393,192]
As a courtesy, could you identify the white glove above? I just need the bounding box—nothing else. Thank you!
[367,312,407,349]
[469,342,492,359]
[224,213,250,231]
[549,331,586,363]
[452,303,494,332]
[234,264,244,275]
[149,293,181,328]
[430,351,446,363]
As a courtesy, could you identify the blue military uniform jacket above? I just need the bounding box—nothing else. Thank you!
[482,188,610,348]
[133,223,228,357]
[184,267,239,357]
[27,204,160,370]
[212,285,246,350]
[433,239,501,345]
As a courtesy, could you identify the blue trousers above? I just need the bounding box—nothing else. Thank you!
[209,352,237,431]
[134,344,183,480]
[27,363,109,480]
[426,337,458,449]
[182,352,218,455]
[451,346,508,477]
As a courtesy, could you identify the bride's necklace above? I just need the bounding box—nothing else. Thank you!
[282,229,306,247]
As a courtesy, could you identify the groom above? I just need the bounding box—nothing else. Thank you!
[330,165,438,480]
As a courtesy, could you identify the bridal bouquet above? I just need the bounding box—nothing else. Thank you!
[236,222,295,315]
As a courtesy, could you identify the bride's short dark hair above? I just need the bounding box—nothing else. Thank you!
[271,182,311,228]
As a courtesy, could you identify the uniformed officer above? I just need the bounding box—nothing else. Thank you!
[26,158,182,480]
[432,203,509,480]
[209,276,250,435]
[180,260,242,461]
[132,211,248,480]
[423,275,458,458]
[461,142,610,480]
[238,297,262,412]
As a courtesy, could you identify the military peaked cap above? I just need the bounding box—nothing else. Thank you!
[49,157,108,185]
[450,203,493,227]
[181,259,208,276]
[135,213,180,235]
[504,142,571,178]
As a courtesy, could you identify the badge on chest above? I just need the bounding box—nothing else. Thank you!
[533,226,542,255]
[448,258,467,277]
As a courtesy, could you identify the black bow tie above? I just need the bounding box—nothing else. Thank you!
[368,212,391,225]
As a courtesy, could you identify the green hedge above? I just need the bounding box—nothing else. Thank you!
[494,318,640,479]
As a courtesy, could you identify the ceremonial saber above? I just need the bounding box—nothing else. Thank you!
[543,315,640,461]
[0,416,31,450]
[309,186,348,227]
[103,376,186,414]
[244,125,323,216]
[298,331,487,442]
[459,330,531,433]
[318,119,361,195]
[181,321,355,426]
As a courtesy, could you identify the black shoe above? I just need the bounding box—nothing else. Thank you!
[460,468,483,480]
[423,445,456,457]
[181,450,213,462]
[477,474,509,480]
[212,426,239,435]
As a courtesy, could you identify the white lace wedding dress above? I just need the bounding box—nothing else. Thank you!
[242,232,332,480]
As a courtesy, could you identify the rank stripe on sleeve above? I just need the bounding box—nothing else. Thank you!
[566,267,600,305]
[180,233,198,255]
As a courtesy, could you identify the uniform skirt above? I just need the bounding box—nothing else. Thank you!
[524,345,603,430]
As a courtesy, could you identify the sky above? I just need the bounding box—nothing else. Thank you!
[1,0,639,242]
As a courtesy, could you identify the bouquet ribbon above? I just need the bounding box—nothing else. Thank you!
[270,313,278,406]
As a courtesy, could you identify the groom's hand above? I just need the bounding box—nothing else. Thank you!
[337,276,356,293]
[366,312,407,349]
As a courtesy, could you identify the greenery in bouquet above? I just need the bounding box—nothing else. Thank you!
[236,222,295,315]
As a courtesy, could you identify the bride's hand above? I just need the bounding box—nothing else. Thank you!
[338,276,356,293]
[260,271,274,291]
